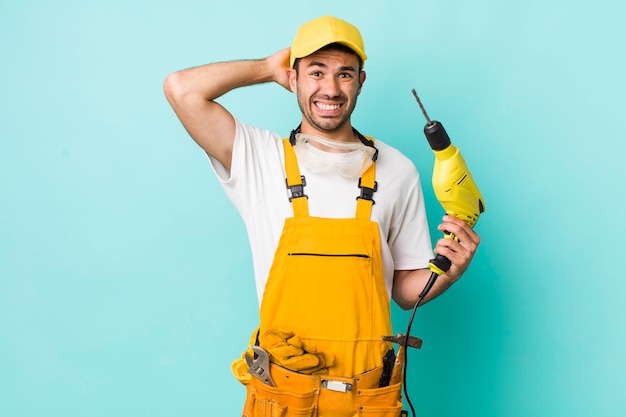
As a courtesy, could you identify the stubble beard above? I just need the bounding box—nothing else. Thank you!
[297,94,357,134]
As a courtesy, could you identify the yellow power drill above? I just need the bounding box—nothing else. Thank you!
[403,89,485,416]
[400,90,487,417]
[411,89,486,295]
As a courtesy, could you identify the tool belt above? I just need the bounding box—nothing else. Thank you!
[242,361,403,417]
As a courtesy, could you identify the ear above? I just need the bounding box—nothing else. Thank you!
[357,71,366,95]
[288,68,297,93]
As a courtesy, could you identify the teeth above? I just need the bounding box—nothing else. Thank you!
[316,103,340,111]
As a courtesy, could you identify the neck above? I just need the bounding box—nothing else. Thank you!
[299,120,359,143]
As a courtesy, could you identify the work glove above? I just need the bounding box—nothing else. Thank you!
[261,329,334,374]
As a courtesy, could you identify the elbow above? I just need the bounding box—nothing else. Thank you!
[396,300,415,311]
[394,294,428,311]
[391,291,414,311]
[163,71,189,105]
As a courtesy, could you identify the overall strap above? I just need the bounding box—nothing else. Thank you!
[356,155,377,220]
[283,136,378,220]
[282,138,309,217]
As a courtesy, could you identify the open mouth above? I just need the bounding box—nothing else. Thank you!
[315,102,342,112]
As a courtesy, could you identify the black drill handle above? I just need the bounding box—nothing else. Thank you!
[428,231,457,274]
[429,254,452,273]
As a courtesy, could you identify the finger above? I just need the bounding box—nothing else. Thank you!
[435,247,471,281]
[433,242,467,281]
[439,216,480,246]
[435,235,474,266]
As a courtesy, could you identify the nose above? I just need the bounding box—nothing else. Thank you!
[319,76,340,98]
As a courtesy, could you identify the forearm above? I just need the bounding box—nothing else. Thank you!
[392,269,457,310]
[164,58,275,103]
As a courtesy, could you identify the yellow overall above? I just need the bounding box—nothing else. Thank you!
[239,137,402,417]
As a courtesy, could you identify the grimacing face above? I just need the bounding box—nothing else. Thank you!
[290,48,366,139]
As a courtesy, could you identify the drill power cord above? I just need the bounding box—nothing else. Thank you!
[401,270,440,417]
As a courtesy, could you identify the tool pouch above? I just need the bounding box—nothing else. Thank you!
[353,383,403,416]
[243,373,317,417]
[241,362,403,417]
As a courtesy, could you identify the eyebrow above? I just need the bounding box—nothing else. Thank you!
[307,61,357,72]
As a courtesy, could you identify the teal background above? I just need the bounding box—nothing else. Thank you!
[2,0,625,416]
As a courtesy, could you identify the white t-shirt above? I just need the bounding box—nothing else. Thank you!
[210,118,434,305]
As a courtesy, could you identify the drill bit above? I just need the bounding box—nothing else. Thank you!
[411,89,433,126]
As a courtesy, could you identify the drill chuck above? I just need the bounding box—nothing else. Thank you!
[424,121,451,151]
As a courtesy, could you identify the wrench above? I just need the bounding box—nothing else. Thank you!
[245,346,275,387]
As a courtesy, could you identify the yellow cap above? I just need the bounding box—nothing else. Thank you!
[290,15,367,68]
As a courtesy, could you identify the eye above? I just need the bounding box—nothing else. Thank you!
[338,72,352,79]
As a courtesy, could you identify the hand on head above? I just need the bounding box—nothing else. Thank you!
[267,48,292,92]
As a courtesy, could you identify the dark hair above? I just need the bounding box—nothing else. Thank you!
[293,42,363,73]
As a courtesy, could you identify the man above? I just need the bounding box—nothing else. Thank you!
[164,15,480,417]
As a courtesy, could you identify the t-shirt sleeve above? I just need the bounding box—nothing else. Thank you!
[387,164,434,271]
[207,118,284,215]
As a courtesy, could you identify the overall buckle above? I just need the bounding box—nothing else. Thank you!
[286,175,307,201]
[357,178,378,204]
